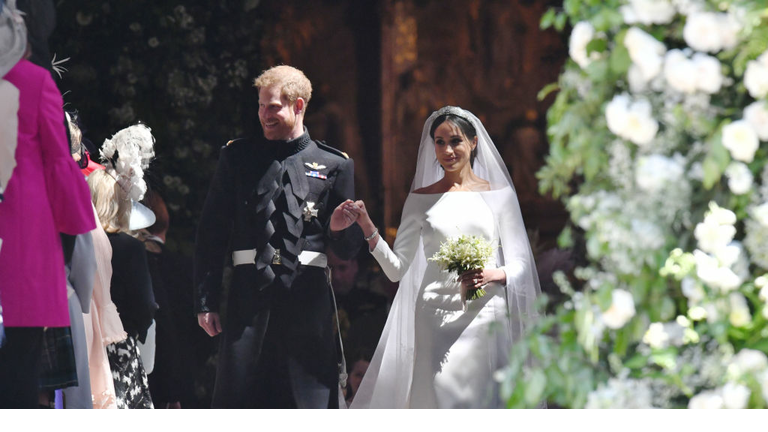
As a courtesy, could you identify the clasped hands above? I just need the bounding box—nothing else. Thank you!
[331,200,506,288]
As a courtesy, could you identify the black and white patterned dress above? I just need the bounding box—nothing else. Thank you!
[106,336,153,409]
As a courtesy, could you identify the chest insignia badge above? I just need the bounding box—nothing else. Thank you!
[303,201,319,222]
[305,170,328,180]
[304,162,327,171]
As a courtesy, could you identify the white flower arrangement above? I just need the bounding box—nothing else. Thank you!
[507,0,768,409]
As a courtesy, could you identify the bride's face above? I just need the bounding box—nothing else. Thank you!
[433,121,477,173]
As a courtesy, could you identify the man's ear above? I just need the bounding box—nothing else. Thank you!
[295,97,305,115]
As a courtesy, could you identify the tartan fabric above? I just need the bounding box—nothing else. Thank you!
[39,327,78,390]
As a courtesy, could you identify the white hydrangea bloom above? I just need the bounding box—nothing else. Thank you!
[620,0,676,25]
[624,27,667,82]
[601,289,636,329]
[635,154,684,192]
[744,52,768,99]
[724,162,753,195]
[569,21,600,69]
[744,101,768,141]
[722,120,760,163]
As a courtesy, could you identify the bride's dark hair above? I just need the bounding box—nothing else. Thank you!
[428,113,478,167]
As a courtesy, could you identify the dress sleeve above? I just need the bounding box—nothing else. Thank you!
[370,194,423,282]
[193,145,236,314]
[70,232,96,313]
[38,72,96,235]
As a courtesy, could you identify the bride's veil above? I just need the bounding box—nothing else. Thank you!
[351,106,542,408]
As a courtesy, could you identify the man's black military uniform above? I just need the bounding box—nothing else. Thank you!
[194,128,362,408]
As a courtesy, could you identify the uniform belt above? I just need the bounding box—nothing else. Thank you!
[232,249,328,268]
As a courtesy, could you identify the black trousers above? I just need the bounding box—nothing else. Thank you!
[0,327,44,408]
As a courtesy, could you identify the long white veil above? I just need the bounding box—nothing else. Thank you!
[351,106,542,408]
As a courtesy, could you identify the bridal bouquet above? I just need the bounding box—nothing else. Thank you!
[429,234,496,301]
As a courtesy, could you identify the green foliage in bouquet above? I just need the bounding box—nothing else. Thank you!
[429,234,496,301]
[497,0,768,409]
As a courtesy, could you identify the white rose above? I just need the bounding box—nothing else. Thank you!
[635,154,684,192]
[621,0,676,25]
[624,99,659,145]
[643,322,670,348]
[601,289,636,329]
[569,22,600,69]
[722,382,750,409]
[664,49,697,93]
[724,162,753,195]
[729,293,752,327]
[684,12,723,52]
[625,27,666,82]
[744,52,768,99]
[722,120,760,163]
[731,348,768,373]
[744,101,768,141]
[688,391,724,409]
[751,202,768,227]
[692,53,723,94]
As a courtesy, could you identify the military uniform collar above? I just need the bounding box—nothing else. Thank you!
[267,127,312,159]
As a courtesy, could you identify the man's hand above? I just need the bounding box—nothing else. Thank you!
[197,312,222,337]
[330,199,359,233]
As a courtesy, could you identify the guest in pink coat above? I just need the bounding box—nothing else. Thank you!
[0,3,96,408]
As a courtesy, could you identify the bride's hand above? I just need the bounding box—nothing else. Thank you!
[330,199,359,232]
[459,268,506,289]
[353,200,375,232]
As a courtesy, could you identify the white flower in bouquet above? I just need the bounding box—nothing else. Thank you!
[569,21,600,69]
[728,292,751,327]
[683,12,735,53]
[601,289,636,329]
[635,153,684,192]
[744,101,768,141]
[429,234,496,301]
[722,120,759,163]
[724,162,753,195]
[672,0,705,16]
[744,52,768,99]
[721,382,750,409]
[642,322,670,348]
[625,27,666,82]
[688,390,724,409]
[744,218,768,270]
[620,0,676,25]
[605,94,659,146]
[731,349,768,373]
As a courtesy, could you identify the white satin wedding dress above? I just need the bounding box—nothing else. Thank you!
[367,191,514,408]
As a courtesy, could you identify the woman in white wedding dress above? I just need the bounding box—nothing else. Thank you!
[344,106,542,408]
